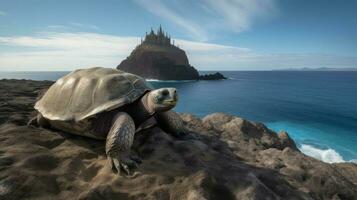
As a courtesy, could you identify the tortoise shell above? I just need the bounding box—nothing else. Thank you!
[35,67,152,122]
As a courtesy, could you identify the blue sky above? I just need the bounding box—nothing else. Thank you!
[0,0,356,71]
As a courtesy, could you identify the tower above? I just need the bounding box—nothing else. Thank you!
[142,26,172,46]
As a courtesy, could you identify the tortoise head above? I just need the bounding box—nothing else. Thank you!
[147,88,178,112]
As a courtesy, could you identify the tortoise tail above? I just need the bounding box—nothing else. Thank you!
[27,115,39,127]
[27,113,50,128]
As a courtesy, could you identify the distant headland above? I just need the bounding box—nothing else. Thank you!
[273,67,357,71]
[117,26,226,80]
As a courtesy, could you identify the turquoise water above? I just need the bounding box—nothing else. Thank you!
[1,71,356,163]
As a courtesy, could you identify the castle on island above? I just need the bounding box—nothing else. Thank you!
[118,25,226,80]
[141,26,175,46]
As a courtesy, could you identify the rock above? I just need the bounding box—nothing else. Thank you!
[117,27,199,80]
[199,72,227,80]
[117,43,200,80]
[278,131,298,151]
[117,27,226,81]
[0,79,356,200]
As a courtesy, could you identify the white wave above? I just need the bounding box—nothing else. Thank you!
[146,79,196,82]
[299,144,345,163]
[349,159,357,164]
[145,79,159,81]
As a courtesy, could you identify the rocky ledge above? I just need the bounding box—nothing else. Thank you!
[0,79,356,200]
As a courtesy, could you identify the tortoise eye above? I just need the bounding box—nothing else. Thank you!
[161,89,169,96]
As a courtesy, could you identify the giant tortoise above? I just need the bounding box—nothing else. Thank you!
[29,67,186,175]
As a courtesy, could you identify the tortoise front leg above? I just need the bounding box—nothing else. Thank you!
[106,112,140,175]
[155,110,188,138]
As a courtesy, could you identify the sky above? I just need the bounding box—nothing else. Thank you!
[0,0,356,71]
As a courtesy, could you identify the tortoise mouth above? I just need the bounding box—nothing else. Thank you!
[163,100,177,106]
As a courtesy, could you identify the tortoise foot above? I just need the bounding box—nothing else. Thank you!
[109,153,142,176]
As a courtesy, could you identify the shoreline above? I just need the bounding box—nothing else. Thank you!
[1,78,356,164]
[0,79,356,199]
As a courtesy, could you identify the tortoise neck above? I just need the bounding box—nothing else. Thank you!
[141,92,155,115]
[124,92,155,127]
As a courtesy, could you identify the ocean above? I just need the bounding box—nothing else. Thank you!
[1,71,356,163]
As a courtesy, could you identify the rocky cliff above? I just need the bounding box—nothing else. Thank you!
[117,27,226,80]
[118,44,200,80]
[0,79,356,200]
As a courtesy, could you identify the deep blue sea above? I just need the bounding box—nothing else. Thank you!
[1,71,357,163]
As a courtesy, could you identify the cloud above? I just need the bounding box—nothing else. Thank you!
[0,32,356,71]
[134,0,277,40]
[68,22,99,30]
[47,25,68,29]
[204,0,277,33]
[46,23,99,31]
[0,32,138,71]
[134,0,209,41]
[0,11,6,16]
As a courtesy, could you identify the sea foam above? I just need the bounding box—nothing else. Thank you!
[146,79,196,83]
[299,144,345,163]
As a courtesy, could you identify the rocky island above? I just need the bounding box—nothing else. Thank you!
[0,79,356,199]
[117,27,226,81]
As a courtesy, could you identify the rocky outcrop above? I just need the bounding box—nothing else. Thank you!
[118,44,200,80]
[117,27,226,80]
[0,79,356,200]
[199,72,227,80]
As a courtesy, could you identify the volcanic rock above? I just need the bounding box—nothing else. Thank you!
[118,43,199,80]
[0,79,356,200]
[117,27,226,81]
[199,72,227,80]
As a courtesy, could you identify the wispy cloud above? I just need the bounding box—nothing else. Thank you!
[204,0,277,33]
[46,23,99,31]
[68,22,99,30]
[47,25,68,29]
[0,32,138,71]
[134,0,277,40]
[0,32,356,71]
[134,0,209,41]
[0,11,6,16]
